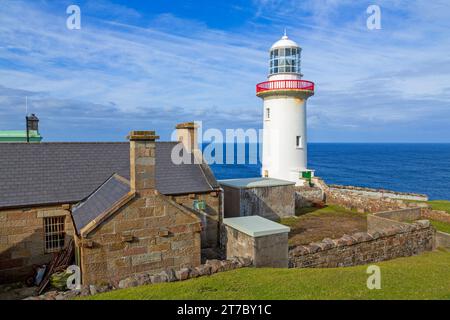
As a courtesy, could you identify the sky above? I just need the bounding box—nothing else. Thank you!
[0,0,449,142]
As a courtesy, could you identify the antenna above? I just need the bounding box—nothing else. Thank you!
[25,96,28,115]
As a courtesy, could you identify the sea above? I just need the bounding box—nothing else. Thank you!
[204,143,450,201]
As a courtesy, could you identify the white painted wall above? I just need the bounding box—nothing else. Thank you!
[262,94,308,185]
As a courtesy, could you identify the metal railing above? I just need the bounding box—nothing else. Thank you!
[256,80,315,93]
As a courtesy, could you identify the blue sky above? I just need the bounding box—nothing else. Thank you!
[0,0,449,142]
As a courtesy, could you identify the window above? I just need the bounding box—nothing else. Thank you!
[193,200,206,211]
[296,135,303,148]
[44,216,65,253]
[269,47,302,75]
[265,108,270,120]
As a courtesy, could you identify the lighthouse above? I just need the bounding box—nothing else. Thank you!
[256,33,315,186]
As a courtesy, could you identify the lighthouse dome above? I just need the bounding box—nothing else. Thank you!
[270,34,300,50]
[269,33,302,76]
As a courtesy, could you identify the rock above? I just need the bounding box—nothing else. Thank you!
[240,257,252,267]
[55,294,65,300]
[118,277,138,289]
[175,268,190,281]
[353,232,373,242]
[162,268,177,282]
[307,243,322,253]
[97,285,111,293]
[79,285,90,296]
[158,271,169,283]
[89,285,97,296]
[195,264,211,276]
[291,245,310,256]
[205,259,222,274]
[368,231,381,240]
[415,220,430,228]
[63,290,81,300]
[135,273,151,286]
[150,274,163,284]
[188,267,199,278]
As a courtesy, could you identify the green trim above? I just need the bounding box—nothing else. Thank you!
[0,130,43,142]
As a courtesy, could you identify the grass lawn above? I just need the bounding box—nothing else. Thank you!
[427,200,450,214]
[430,220,450,234]
[84,250,450,300]
[280,205,367,246]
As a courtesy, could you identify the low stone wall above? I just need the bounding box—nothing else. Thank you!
[326,186,427,213]
[328,185,428,201]
[294,186,324,208]
[422,209,450,224]
[24,257,252,300]
[373,208,422,222]
[435,231,450,249]
[289,220,434,268]
[311,177,429,214]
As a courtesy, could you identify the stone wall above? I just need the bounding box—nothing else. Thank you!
[222,225,289,268]
[0,205,74,284]
[294,186,324,208]
[79,193,202,285]
[172,192,221,249]
[372,208,422,222]
[239,185,295,221]
[327,184,428,201]
[311,177,429,214]
[435,231,450,249]
[289,220,434,268]
[422,209,450,224]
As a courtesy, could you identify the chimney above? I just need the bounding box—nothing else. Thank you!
[176,122,199,154]
[127,130,159,193]
[26,113,39,143]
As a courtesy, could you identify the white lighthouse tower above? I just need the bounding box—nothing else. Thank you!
[256,33,315,185]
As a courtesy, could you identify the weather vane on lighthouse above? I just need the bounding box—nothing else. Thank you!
[256,32,315,186]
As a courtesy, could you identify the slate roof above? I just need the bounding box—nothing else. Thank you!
[71,174,130,233]
[0,142,219,209]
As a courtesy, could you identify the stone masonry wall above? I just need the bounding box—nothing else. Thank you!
[222,225,289,268]
[294,186,324,208]
[172,192,220,249]
[311,177,428,214]
[289,220,434,268]
[79,193,202,285]
[0,205,74,284]
[422,209,450,224]
[372,208,422,222]
[240,185,295,221]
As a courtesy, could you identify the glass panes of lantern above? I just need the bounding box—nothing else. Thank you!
[269,47,301,75]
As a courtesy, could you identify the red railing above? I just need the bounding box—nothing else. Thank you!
[256,80,315,94]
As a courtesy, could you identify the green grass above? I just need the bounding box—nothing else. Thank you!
[427,200,450,214]
[83,250,450,300]
[281,204,362,227]
[430,220,450,234]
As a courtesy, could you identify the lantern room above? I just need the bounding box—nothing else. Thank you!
[269,34,302,76]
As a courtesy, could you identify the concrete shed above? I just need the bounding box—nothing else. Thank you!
[219,177,295,221]
[222,216,290,268]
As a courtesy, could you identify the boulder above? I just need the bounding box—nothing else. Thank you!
[175,268,190,281]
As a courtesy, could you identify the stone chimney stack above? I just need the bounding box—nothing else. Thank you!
[176,122,199,154]
[127,130,159,193]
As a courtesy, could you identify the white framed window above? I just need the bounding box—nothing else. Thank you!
[296,135,303,148]
[265,108,270,120]
[44,216,65,253]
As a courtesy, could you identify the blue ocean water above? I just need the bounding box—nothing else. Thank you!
[205,143,450,200]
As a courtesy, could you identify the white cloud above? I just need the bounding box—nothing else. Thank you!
[0,0,449,142]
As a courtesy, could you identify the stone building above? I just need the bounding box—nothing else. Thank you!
[0,123,221,284]
[219,177,295,221]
